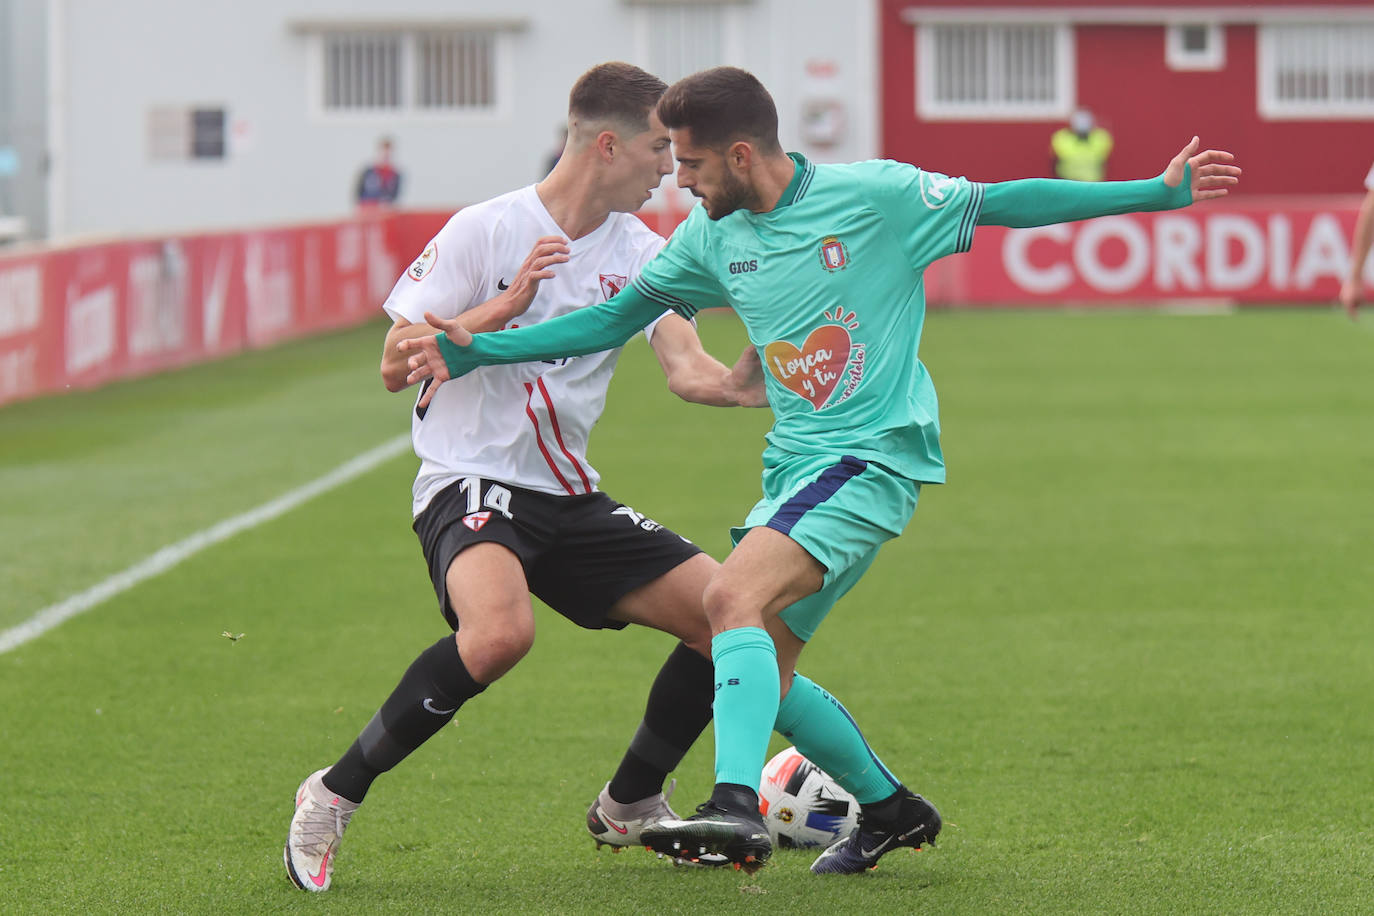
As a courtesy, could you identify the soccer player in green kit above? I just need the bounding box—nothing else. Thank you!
[398,67,1241,874]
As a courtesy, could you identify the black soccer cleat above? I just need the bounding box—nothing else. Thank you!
[810,793,941,875]
[640,800,773,874]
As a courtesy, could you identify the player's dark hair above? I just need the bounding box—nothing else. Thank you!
[568,62,668,134]
[657,67,782,154]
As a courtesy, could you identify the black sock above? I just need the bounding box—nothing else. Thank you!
[709,782,760,817]
[322,635,485,803]
[607,642,714,804]
[859,786,909,826]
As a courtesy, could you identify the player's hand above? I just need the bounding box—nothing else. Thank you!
[397,312,475,408]
[394,313,464,386]
[1339,278,1361,319]
[1163,137,1241,201]
[726,345,769,408]
[501,236,570,319]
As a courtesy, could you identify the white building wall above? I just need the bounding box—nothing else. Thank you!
[47,0,877,241]
[1,0,47,241]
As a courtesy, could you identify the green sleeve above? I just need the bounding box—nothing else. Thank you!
[435,285,664,378]
[977,164,1193,228]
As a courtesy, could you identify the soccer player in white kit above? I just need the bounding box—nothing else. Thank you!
[284,63,765,892]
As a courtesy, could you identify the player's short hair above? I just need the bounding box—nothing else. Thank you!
[568,62,667,136]
[657,67,782,154]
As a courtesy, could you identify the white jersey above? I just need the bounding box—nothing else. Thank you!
[383,185,669,516]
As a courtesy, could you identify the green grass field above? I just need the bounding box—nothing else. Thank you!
[2,309,1371,914]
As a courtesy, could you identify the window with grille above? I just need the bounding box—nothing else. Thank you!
[319,29,499,113]
[323,33,401,109]
[1258,23,1374,118]
[917,23,1074,120]
[416,31,495,108]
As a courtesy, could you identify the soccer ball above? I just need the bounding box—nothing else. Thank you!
[757,747,859,848]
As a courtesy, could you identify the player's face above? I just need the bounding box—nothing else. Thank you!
[671,127,757,221]
[611,111,673,212]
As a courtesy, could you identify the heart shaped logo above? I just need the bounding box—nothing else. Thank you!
[765,325,852,410]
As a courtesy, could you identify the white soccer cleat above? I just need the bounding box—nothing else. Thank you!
[586,780,729,866]
[586,779,681,850]
[284,768,358,892]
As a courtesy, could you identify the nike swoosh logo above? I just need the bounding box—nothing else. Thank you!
[422,698,456,715]
[497,278,509,290]
[599,810,629,835]
[309,843,334,887]
[860,835,898,860]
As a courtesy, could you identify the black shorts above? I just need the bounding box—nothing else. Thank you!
[413,477,704,632]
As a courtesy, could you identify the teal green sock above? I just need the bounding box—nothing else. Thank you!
[774,673,900,804]
[711,627,779,790]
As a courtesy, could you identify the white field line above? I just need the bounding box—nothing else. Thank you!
[0,434,411,655]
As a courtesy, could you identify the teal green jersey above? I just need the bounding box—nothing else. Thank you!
[633,153,984,483]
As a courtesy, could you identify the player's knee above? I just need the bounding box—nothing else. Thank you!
[457,620,534,683]
[701,576,744,627]
[492,625,535,666]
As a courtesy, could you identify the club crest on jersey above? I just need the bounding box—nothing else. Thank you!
[599,273,628,300]
[407,242,438,281]
[818,236,849,272]
[462,511,492,532]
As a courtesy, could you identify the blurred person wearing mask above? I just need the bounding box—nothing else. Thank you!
[1052,107,1113,182]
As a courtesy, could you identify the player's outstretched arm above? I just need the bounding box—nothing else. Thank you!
[979,137,1241,228]
[398,286,667,408]
[649,314,768,408]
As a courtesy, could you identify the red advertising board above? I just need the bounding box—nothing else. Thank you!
[0,252,47,405]
[924,197,1369,305]
[0,210,416,407]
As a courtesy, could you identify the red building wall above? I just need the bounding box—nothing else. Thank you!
[880,1,1374,193]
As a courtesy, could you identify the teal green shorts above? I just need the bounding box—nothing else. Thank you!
[730,452,920,642]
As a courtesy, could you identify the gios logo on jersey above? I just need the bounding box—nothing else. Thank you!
[407,242,438,281]
[763,307,866,411]
[918,171,961,210]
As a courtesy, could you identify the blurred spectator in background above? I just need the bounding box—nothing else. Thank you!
[356,136,402,207]
[1339,161,1374,319]
[1052,107,1113,182]
[545,125,569,176]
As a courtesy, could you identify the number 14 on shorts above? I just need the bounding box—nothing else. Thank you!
[459,477,514,520]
